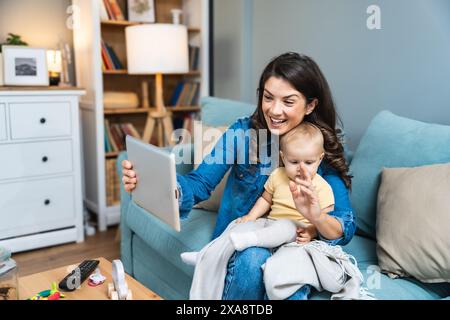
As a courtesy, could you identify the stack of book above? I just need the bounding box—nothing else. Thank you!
[100,0,125,21]
[101,40,123,71]
[104,120,141,153]
[105,158,120,206]
[169,81,201,107]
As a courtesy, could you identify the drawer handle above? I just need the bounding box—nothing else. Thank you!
[40,118,46,124]
[44,199,51,206]
[42,156,48,163]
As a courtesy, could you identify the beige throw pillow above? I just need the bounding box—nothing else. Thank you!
[193,125,230,212]
[376,162,450,283]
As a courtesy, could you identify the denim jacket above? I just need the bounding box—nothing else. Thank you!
[177,117,356,244]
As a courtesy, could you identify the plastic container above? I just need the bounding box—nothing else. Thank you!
[0,247,18,300]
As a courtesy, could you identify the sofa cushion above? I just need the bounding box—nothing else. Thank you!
[376,163,450,283]
[349,111,450,239]
[125,200,216,277]
[201,96,255,127]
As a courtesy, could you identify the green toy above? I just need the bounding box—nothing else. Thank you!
[28,282,65,300]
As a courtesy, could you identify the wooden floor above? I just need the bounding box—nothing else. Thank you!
[12,227,120,277]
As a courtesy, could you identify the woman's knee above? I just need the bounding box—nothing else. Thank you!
[233,247,271,274]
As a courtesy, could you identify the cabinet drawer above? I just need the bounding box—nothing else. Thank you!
[9,101,71,139]
[0,104,6,140]
[0,140,73,180]
[0,176,75,239]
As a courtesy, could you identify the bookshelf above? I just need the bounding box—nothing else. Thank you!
[73,0,209,231]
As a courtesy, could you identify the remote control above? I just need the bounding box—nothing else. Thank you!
[58,259,100,291]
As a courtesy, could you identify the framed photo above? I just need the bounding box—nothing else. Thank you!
[2,46,49,86]
[128,0,156,23]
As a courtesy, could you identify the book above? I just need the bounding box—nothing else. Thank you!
[103,0,115,20]
[105,43,123,69]
[169,82,184,107]
[107,0,125,21]
[101,40,114,70]
[104,120,112,152]
[177,82,191,106]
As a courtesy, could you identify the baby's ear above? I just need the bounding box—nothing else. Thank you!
[280,150,286,164]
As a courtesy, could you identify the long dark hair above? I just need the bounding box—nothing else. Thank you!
[250,52,352,189]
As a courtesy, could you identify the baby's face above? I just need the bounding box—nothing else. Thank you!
[280,139,324,181]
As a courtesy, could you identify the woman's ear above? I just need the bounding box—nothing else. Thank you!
[306,98,318,115]
[319,152,325,161]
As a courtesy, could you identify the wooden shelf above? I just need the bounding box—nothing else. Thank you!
[103,70,201,76]
[105,151,121,158]
[103,69,128,74]
[101,20,200,33]
[101,20,140,26]
[104,106,201,115]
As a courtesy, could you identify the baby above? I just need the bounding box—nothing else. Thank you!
[229,121,335,250]
[181,122,335,264]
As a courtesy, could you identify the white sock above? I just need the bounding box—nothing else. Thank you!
[180,251,199,266]
[229,231,259,251]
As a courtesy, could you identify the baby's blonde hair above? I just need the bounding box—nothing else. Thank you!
[280,122,324,153]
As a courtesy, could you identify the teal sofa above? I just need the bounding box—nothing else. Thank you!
[118,97,450,300]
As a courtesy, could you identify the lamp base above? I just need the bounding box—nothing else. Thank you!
[141,73,174,146]
[142,110,174,147]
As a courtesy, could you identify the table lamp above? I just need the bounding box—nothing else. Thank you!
[126,24,189,146]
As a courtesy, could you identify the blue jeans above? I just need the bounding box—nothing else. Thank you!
[222,247,311,300]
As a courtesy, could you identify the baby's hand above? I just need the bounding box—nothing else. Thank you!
[296,224,318,244]
[236,215,255,224]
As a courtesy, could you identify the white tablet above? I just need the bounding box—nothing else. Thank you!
[125,136,180,232]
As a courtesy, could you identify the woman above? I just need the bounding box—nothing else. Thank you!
[122,52,356,300]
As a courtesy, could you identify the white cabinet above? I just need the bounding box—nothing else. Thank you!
[0,89,85,253]
[0,104,6,140]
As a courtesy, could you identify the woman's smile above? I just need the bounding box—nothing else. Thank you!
[262,76,312,136]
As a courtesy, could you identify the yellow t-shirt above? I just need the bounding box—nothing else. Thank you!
[264,167,335,224]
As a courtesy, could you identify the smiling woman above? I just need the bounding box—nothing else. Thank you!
[122,52,356,300]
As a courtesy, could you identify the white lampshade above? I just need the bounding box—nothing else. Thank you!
[46,50,62,73]
[126,24,189,74]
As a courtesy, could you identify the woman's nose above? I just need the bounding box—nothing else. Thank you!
[270,100,283,116]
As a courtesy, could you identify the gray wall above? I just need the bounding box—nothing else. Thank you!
[0,0,75,84]
[213,0,253,102]
[214,0,450,150]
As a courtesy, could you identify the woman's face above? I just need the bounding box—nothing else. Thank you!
[261,76,316,136]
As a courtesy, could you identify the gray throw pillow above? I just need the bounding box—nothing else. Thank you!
[376,162,450,283]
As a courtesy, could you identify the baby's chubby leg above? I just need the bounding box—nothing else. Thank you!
[230,219,297,251]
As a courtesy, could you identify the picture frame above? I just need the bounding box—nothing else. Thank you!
[2,46,49,86]
[127,0,156,23]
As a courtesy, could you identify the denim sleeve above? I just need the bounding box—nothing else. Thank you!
[176,120,242,218]
[318,169,356,246]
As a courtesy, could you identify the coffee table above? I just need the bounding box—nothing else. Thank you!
[18,257,161,300]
